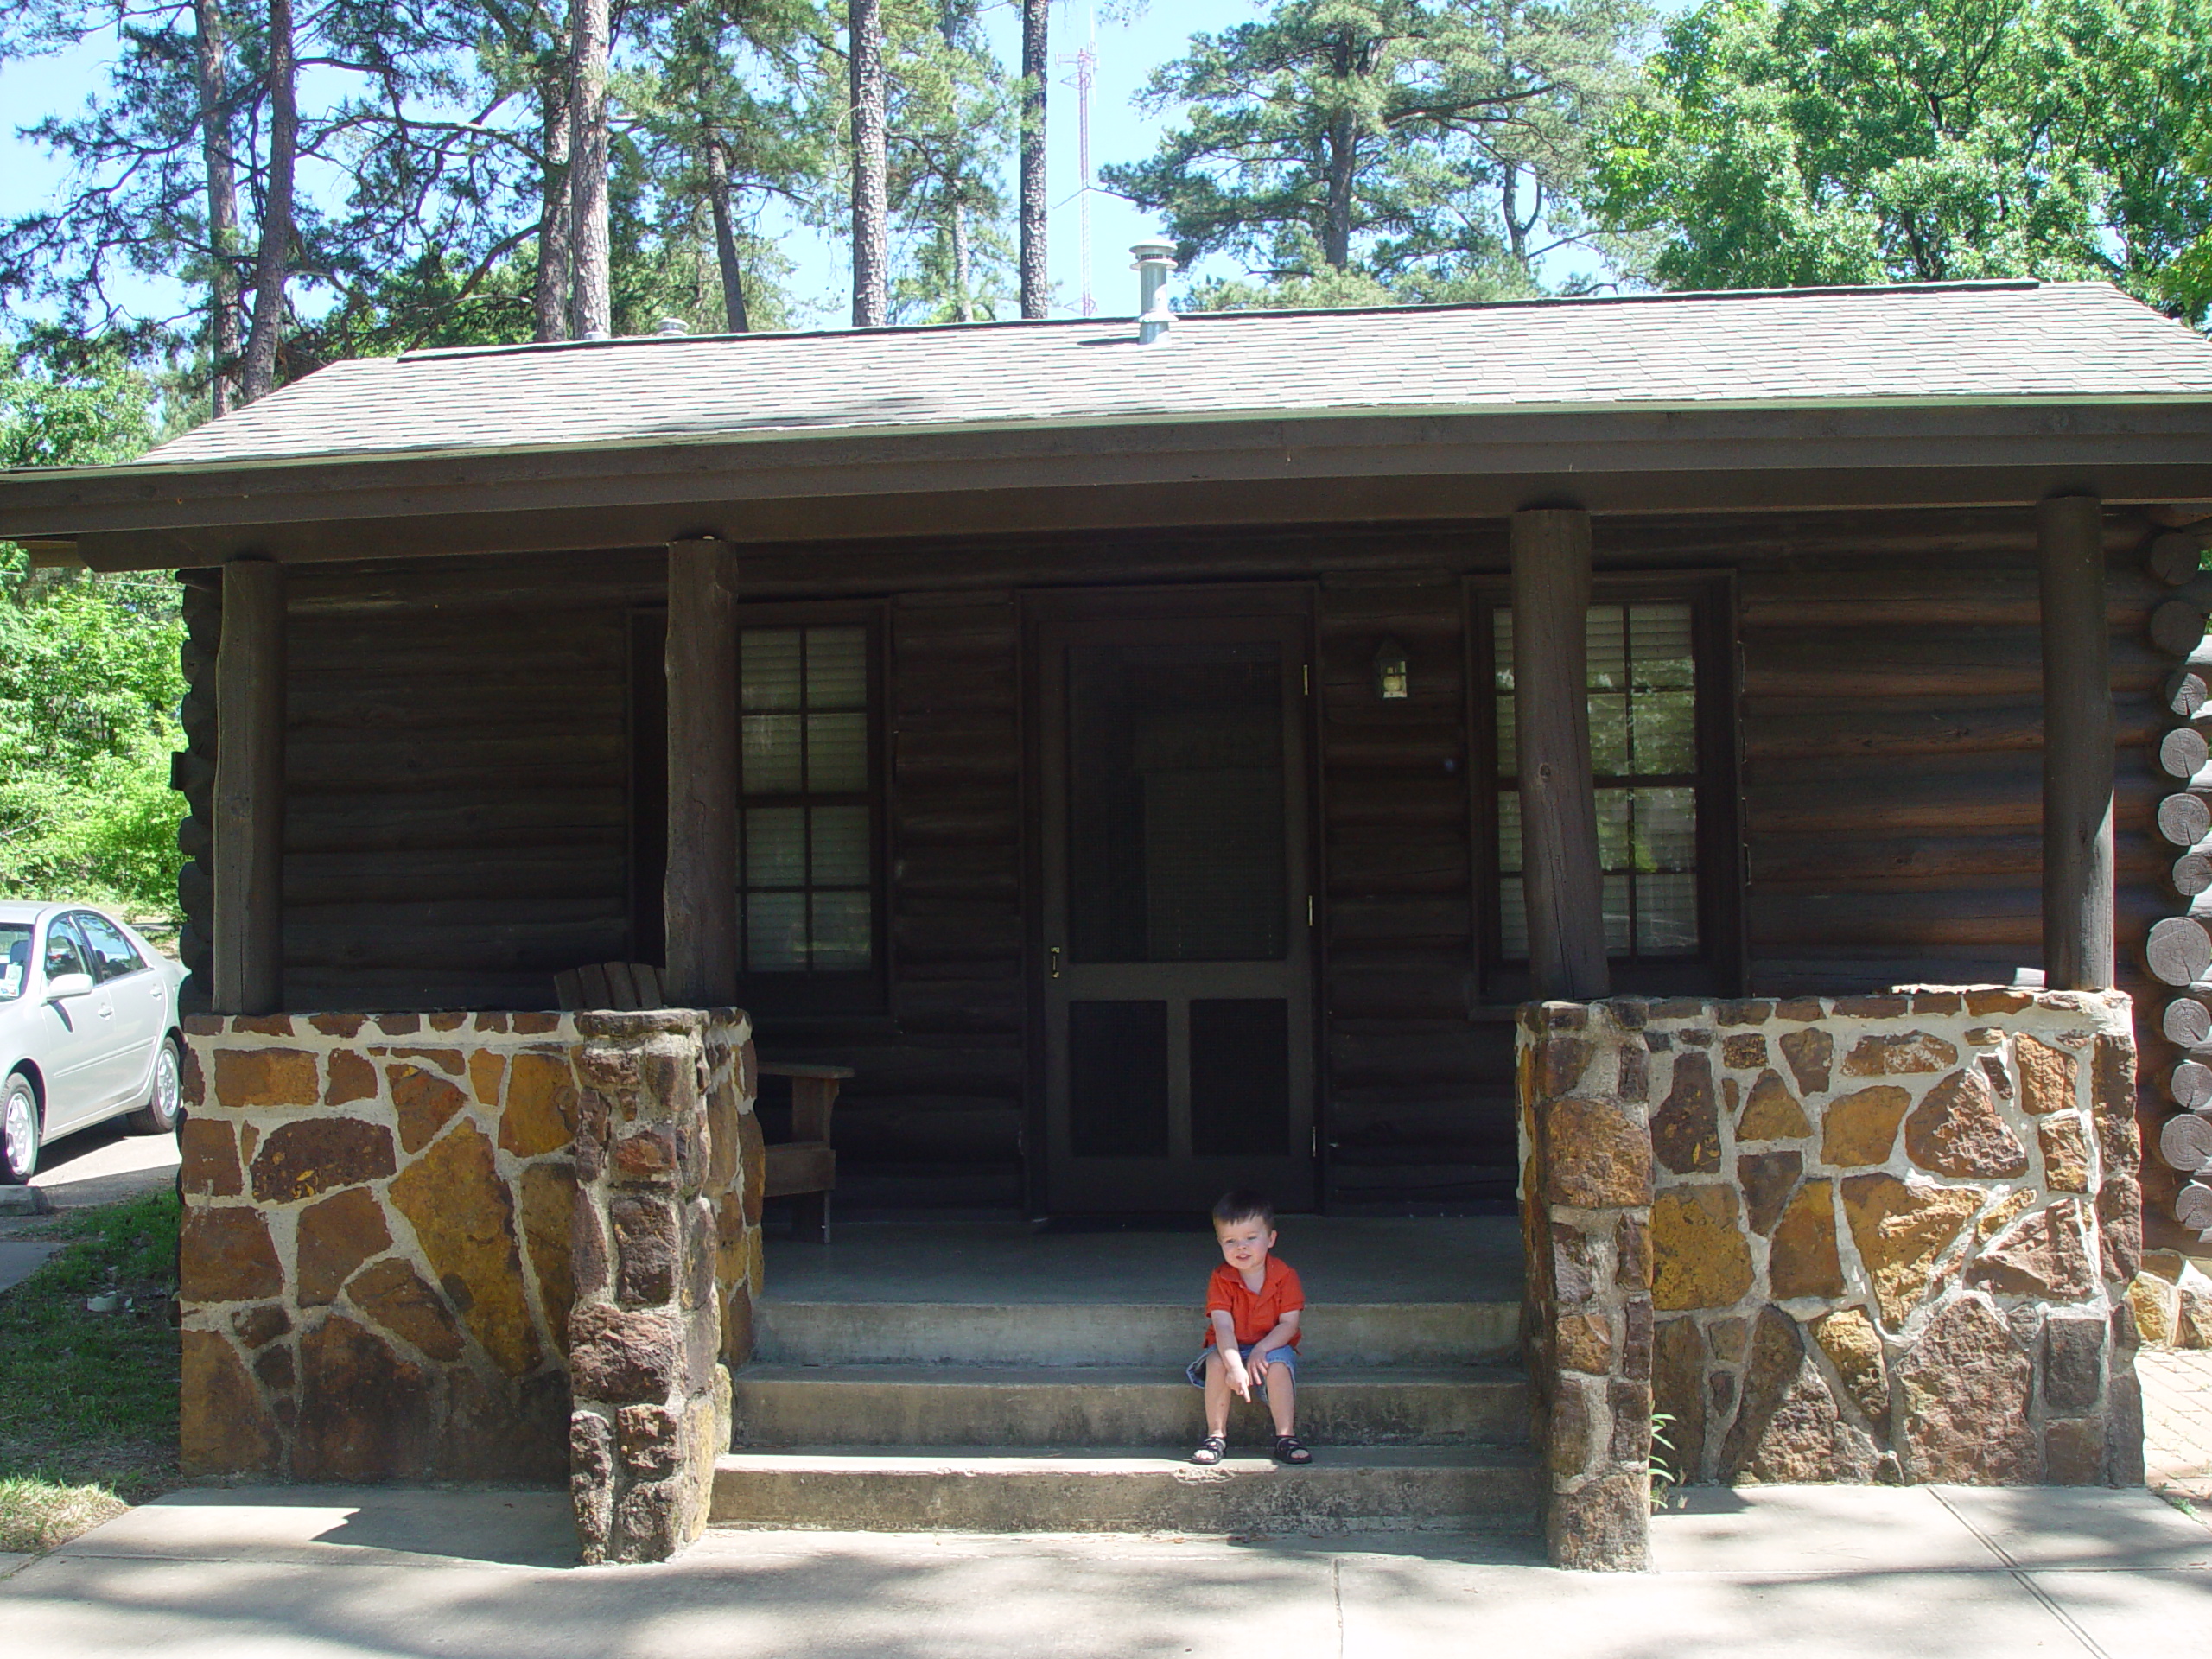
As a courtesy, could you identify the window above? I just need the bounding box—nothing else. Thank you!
[75,912,147,982]
[0,926,29,1002]
[42,917,91,982]
[736,625,879,989]
[1478,579,1738,995]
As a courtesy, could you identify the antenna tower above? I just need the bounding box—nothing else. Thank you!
[1059,6,1098,317]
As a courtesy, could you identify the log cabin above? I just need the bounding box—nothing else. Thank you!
[3,271,2210,1557]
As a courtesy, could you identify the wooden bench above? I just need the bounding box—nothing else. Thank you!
[551,962,846,1243]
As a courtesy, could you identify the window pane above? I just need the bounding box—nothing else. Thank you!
[1499,876,1528,960]
[1633,787,1697,872]
[1595,788,1631,871]
[1493,613,1516,776]
[1629,603,1695,690]
[810,891,872,969]
[76,912,145,981]
[1637,872,1700,954]
[1586,606,1627,690]
[742,714,803,794]
[745,806,805,887]
[806,711,868,791]
[810,805,870,886]
[1497,791,1522,874]
[805,626,868,709]
[742,629,803,711]
[1587,691,1631,775]
[1632,690,1696,774]
[746,890,808,970]
[1602,872,1633,954]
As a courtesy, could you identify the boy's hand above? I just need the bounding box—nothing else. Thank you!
[1246,1351,1270,1385]
[1224,1351,1253,1402]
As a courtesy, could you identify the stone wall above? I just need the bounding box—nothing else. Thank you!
[1520,990,2144,1567]
[180,1008,760,1542]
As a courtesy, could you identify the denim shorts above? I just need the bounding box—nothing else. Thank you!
[1186,1343,1299,1399]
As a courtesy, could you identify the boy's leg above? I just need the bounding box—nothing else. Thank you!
[1202,1351,1233,1439]
[1263,1352,1297,1439]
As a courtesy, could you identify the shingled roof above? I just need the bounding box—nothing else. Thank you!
[139,280,2212,471]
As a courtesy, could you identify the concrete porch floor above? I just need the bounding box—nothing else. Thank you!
[3,1484,2207,1656]
[759,1213,1524,1306]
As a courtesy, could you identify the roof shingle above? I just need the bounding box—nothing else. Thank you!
[139,281,2212,470]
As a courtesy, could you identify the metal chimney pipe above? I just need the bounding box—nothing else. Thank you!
[1130,241,1177,343]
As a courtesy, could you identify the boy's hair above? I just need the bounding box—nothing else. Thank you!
[1211,1189,1274,1230]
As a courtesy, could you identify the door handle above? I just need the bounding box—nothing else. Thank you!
[1049,946,1062,979]
[98,1002,114,1019]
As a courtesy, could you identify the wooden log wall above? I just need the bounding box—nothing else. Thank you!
[274,555,648,1011]
[172,508,2187,1222]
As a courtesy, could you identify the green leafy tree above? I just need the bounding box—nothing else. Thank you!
[0,347,184,918]
[1591,0,2212,321]
[1103,0,1649,304]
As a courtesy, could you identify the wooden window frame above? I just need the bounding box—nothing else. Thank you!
[731,602,892,1018]
[1466,570,1745,1002]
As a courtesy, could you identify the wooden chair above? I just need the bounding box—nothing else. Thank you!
[551,961,664,1012]
[551,962,848,1243]
[757,1062,852,1244]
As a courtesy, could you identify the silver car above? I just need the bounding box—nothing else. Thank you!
[0,902,187,1184]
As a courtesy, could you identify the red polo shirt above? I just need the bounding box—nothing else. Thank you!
[1204,1255,1305,1349]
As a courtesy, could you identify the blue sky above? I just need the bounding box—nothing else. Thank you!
[0,0,1649,336]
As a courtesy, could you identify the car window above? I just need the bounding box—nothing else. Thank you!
[75,912,146,982]
[42,918,91,982]
[0,925,28,1001]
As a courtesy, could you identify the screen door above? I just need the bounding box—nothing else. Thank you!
[1037,612,1315,1211]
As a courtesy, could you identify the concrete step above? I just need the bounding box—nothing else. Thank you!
[730,1363,1529,1449]
[709,1446,1541,1535]
[753,1300,1519,1368]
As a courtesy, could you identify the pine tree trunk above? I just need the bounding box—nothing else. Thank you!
[705,139,749,333]
[1324,111,1355,270]
[238,0,295,404]
[191,0,241,415]
[950,201,973,323]
[849,0,888,327]
[568,0,613,339]
[534,70,574,343]
[1019,0,1047,318]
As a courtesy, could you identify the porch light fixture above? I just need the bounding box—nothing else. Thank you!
[1374,638,1410,701]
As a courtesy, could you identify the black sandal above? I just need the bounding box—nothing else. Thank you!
[1190,1434,1229,1465]
[1272,1435,1312,1465]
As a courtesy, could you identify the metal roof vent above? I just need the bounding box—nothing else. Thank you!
[1131,242,1177,343]
[656,317,690,337]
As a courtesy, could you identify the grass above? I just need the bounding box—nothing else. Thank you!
[0,1189,180,1551]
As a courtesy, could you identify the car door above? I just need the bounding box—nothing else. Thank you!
[35,915,114,1131]
[74,911,162,1114]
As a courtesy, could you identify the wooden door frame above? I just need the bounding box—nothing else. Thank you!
[1019,582,1325,1217]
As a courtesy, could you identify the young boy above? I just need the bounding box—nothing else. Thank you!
[1187,1190,1311,1465]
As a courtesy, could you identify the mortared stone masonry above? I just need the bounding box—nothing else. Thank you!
[181,1007,760,1563]
[1521,990,2144,1570]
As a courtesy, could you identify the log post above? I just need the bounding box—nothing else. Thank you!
[664,538,740,1007]
[2037,493,2115,991]
[1512,508,1611,1001]
[212,557,285,1014]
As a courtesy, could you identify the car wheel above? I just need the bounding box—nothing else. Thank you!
[127,1038,183,1135]
[2,1073,39,1185]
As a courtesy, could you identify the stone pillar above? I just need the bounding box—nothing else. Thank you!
[567,1010,745,1563]
[1518,1001,1653,1570]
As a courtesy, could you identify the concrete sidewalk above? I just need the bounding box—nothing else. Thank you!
[1,1484,2207,1658]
